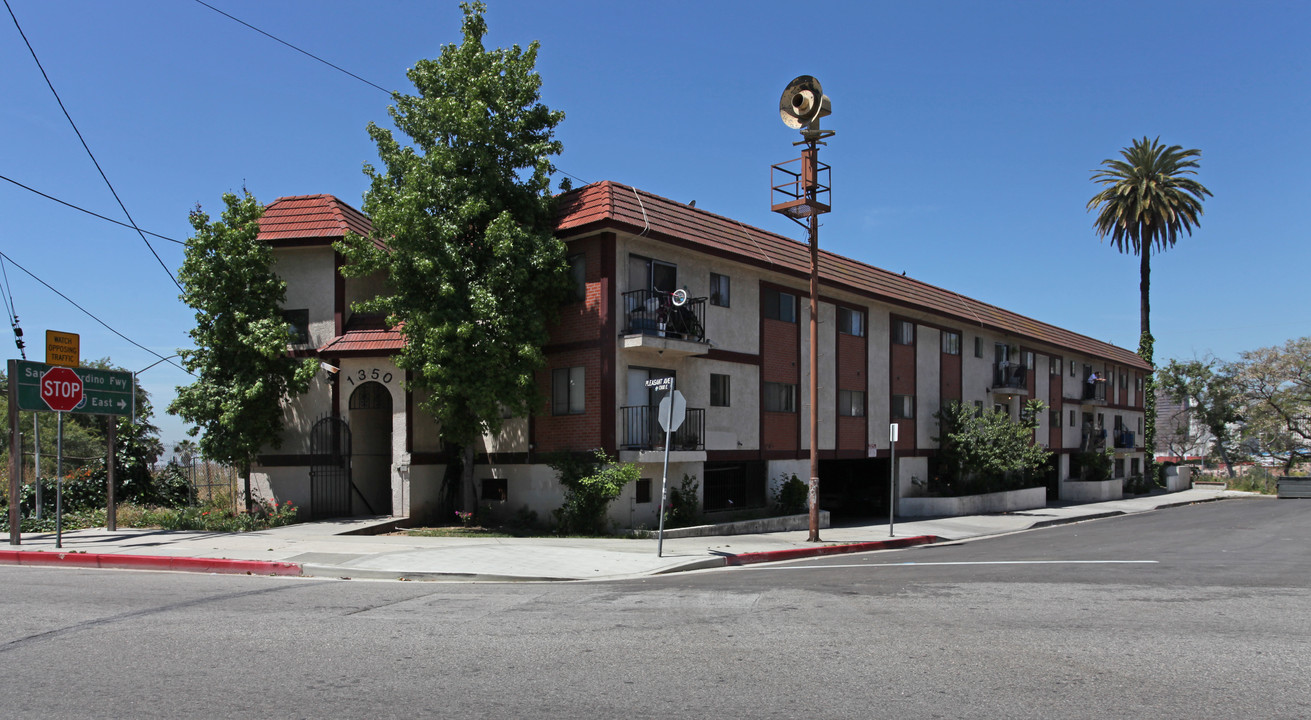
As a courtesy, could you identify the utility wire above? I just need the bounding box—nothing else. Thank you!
[1,254,26,359]
[5,0,184,293]
[0,174,184,245]
[194,0,590,188]
[0,250,190,375]
[194,0,392,95]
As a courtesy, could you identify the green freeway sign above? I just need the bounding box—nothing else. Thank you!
[12,360,134,416]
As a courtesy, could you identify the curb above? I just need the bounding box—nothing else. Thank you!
[724,535,939,566]
[0,550,303,577]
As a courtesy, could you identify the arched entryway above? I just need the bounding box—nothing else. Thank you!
[348,381,393,515]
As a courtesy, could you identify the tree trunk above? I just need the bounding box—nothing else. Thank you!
[462,443,477,515]
[1139,242,1151,344]
[1216,443,1236,478]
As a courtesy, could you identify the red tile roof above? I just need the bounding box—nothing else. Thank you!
[317,314,403,356]
[257,194,381,248]
[557,181,1150,371]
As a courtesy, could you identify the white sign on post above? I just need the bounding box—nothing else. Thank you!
[658,391,687,432]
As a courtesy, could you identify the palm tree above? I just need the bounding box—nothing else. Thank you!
[1088,136,1211,478]
[173,439,199,467]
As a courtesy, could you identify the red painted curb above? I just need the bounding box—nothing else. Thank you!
[0,550,303,577]
[724,535,939,566]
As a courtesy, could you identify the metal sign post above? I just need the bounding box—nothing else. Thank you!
[889,423,899,538]
[648,376,685,558]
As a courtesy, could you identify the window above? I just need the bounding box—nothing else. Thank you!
[628,255,677,294]
[1138,418,1143,435]
[1130,458,1141,477]
[892,394,915,419]
[763,288,798,322]
[838,307,865,337]
[1071,361,1077,378]
[1136,376,1143,392]
[568,253,586,301]
[974,400,984,417]
[763,382,797,412]
[974,336,984,358]
[892,320,915,345]
[1120,372,1128,389]
[1069,410,1076,427]
[1114,458,1125,479]
[552,367,584,415]
[1023,351,1035,370]
[281,309,309,345]
[1097,412,1105,428]
[710,273,730,307]
[1050,356,1062,376]
[710,374,730,407]
[838,389,865,417]
[942,331,961,355]
[480,477,507,502]
[635,478,652,504]
[1050,410,1061,428]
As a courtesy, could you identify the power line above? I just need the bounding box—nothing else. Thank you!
[4,0,184,293]
[193,0,590,188]
[0,250,189,375]
[0,174,184,245]
[194,0,392,95]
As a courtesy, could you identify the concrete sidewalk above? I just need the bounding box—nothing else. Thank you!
[1,486,1252,582]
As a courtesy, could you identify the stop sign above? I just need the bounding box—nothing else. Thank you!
[41,366,84,412]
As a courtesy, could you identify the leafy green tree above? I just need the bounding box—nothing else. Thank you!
[171,190,317,510]
[1230,337,1311,474]
[1088,136,1212,481]
[1158,357,1243,476]
[933,400,1051,495]
[338,1,572,515]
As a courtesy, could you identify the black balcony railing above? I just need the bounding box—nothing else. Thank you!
[1080,428,1107,452]
[1113,429,1136,449]
[1081,380,1108,402]
[620,405,705,451]
[621,289,707,343]
[993,362,1028,390]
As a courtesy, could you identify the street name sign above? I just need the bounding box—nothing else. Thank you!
[13,360,134,416]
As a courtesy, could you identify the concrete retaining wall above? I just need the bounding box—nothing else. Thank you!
[659,511,830,539]
[899,487,1046,518]
[1164,465,1193,492]
[1061,478,1122,502]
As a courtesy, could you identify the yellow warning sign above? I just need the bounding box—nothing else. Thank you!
[46,330,80,367]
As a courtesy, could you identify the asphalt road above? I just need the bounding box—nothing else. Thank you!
[1,497,1307,719]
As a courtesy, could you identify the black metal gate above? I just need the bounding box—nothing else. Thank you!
[310,415,352,519]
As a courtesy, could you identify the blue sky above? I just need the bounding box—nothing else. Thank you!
[2,0,1307,450]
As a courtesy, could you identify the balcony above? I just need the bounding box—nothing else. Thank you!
[1081,428,1107,452]
[618,405,707,464]
[990,362,1028,394]
[620,289,709,357]
[1113,429,1136,449]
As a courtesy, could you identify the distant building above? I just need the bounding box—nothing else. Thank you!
[249,182,1150,524]
[1155,389,1212,463]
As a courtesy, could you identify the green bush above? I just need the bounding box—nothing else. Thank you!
[551,450,639,535]
[664,474,701,528]
[772,473,808,515]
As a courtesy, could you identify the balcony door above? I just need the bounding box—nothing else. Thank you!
[625,367,674,448]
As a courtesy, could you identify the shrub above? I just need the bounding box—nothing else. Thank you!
[664,474,701,528]
[551,450,639,535]
[772,473,808,515]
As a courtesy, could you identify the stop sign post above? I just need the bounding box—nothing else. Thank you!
[40,366,84,412]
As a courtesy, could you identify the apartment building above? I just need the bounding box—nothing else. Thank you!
[250,182,1150,526]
